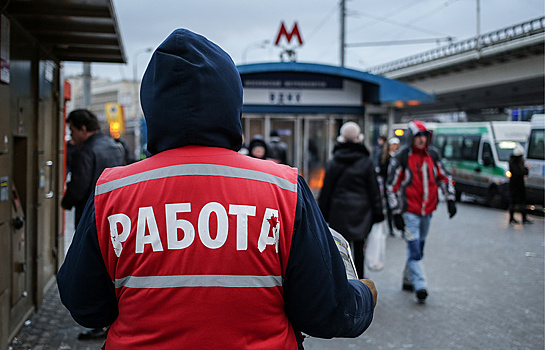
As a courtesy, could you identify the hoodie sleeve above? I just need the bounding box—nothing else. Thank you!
[284,175,375,338]
[57,194,118,328]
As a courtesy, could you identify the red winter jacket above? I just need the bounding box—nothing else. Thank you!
[386,145,455,216]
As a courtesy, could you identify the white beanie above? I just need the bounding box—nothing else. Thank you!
[513,145,524,157]
[388,137,400,145]
[337,122,364,143]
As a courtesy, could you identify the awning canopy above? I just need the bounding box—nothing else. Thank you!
[237,62,434,106]
[3,0,126,63]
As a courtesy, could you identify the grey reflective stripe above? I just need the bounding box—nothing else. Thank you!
[96,163,297,195]
[115,275,283,289]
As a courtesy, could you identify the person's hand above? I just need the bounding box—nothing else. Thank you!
[447,200,457,218]
[359,279,377,307]
[393,214,405,231]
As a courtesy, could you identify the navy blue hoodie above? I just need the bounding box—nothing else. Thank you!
[57,29,374,348]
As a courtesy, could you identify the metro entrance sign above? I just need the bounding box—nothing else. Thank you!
[274,21,303,46]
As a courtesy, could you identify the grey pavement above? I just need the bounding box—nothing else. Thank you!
[9,201,544,350]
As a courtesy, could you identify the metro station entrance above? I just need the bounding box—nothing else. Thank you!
[238,61,433,196]
[243,114,362,195]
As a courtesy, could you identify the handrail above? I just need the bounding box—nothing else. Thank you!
[368,17,545,75]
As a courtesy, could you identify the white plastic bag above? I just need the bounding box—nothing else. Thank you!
[365,221,386,271]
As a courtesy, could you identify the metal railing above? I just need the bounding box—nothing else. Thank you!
[368,17,545,75]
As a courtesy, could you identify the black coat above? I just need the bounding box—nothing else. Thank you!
[509,155,529,204]
[318,142,384,242]
[62,132,125,224]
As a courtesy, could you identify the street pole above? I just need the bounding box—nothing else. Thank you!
[340,0,346,67]
[242,40,270,63]
[476,0,481,57]
[132,47,152,159]
[82,62,91,109]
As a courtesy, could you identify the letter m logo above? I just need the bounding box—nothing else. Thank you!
[275,21,303,46]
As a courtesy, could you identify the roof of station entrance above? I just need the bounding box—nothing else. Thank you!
[237,62,434,106]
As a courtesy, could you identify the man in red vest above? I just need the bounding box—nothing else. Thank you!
[57,29,377,349]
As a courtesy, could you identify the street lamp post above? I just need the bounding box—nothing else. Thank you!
[132,47,153,159]
[242,40,270,63]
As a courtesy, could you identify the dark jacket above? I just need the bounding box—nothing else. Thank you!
[269,136,288,164]
[318,142,384,242]
[57,29,374,347]
[509,155,528,203]
[61,132,124,224]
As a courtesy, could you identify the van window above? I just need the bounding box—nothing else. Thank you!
[434,135,446,157]
[443,135,463,160]
[482,142,493,162]
[462,136,480,161]
[527,129,544,160]
[496,141,522,161]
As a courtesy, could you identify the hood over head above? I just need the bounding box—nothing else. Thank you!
[140,29,243,155]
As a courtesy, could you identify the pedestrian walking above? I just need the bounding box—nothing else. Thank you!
[57,28,377,349]
[60,109,125,340]
[379,137,400,237]
[248,135,270,160]
[386,120,457,303]
[61,109,125,227]
[508,144,533,224]
[269,130,289,165]
[318,121,385,279]
[373,135,387,172]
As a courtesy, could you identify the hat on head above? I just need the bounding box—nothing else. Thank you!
[337,122,364,143]
[388,137,400,145]
[513,145,524,156]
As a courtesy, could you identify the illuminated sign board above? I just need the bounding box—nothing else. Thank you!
[242,73,362,107]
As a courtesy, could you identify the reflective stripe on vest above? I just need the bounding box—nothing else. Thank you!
[115,274,282,289]
[96,163,297,196]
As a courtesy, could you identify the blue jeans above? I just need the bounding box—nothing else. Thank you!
[403,212,432,291]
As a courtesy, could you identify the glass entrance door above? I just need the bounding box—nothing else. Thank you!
[242,114,363,198]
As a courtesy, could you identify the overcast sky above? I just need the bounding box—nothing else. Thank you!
[62,0,544,81]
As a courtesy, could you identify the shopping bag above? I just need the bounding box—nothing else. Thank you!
[365,221,386,271]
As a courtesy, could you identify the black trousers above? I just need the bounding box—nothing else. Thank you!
[351,240,365,279]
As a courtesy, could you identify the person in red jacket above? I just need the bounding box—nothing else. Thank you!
[386,120,456,303]
[57,29,377,349]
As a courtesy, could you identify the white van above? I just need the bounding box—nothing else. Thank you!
[525,114,545,206]
[432,122,531,208]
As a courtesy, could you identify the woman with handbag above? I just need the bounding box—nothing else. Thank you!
[318,122,385,278]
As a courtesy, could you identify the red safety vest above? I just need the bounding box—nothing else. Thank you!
[94,146,299,349]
